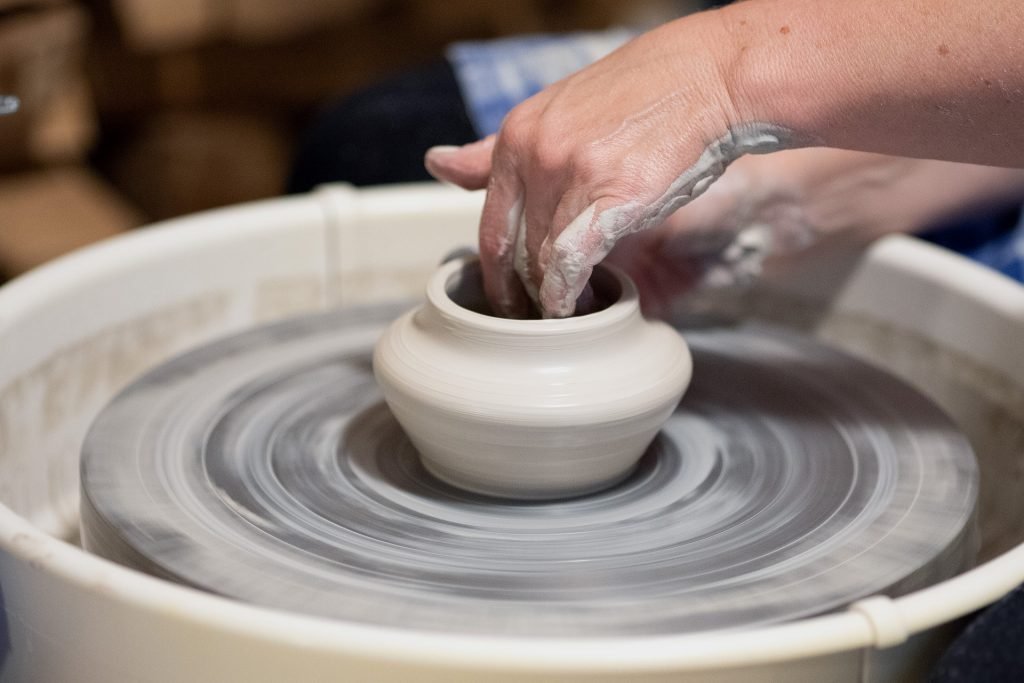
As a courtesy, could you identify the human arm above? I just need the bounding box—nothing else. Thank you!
[604,150,1024,317]
[426,0,1024,317]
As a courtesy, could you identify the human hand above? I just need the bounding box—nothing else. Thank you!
[428,0,1024,318]
[426,13,798,318]
[603,149,1024,318]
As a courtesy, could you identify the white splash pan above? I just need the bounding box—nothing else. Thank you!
[0,183,1022,682]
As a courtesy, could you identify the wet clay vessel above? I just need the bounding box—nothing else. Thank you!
[373,257,693,499]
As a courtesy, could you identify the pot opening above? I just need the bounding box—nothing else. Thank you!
[445,260,622,319]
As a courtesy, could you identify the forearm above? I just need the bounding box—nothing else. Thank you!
[430,0,1024,317]
[767,151,1024,238]
[714,0,1024,166]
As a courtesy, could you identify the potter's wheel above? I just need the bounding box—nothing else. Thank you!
[80,304,978,637]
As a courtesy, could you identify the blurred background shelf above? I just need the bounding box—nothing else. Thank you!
[0,0,680,281]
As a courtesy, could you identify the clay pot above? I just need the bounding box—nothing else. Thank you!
[373,257,692,499]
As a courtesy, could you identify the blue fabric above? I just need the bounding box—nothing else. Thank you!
[446,29,637,137]
[920,205,1024,283]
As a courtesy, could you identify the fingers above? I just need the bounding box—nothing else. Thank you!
[512,204,538,304]
[429,133,533,317]
[539,196,645,318]
[478,161,532,318]
[424,136,496,189]
[514,181,561,307]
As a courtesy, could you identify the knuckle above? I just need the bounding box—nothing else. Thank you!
[569,141,611,183]
[531,136,569,176]
[498,105,535,151]
[580,183,634,216]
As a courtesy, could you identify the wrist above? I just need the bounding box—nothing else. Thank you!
[707,0,844,148]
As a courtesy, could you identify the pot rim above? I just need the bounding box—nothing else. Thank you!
[427,256,640,334]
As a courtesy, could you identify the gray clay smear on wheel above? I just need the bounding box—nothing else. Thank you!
[80,305,979,637]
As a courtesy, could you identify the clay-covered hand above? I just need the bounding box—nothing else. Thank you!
[604,149,1024,318]
[426,15,790,318]
[428,0,1024,317]
[428,0,1024,318]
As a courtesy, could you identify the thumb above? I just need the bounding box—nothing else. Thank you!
[425,135,496,190]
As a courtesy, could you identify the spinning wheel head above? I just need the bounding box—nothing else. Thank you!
[81,305,978,637]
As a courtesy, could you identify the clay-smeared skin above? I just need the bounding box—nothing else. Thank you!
[529,124,801,318]
[81,308,978,636]
[427,0,1024,318]
[605,152,1024,318]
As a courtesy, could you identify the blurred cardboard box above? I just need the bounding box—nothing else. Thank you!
[0,5,96,171]
[110,0,375,51]
[0,166,143,276]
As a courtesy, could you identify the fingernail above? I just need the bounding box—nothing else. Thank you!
[426,145,461,158]
[425,147,461,182]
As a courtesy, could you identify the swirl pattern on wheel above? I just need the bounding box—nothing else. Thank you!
[81,306,978,636]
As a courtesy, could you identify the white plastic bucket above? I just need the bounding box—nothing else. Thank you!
[0,183,1021,682]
